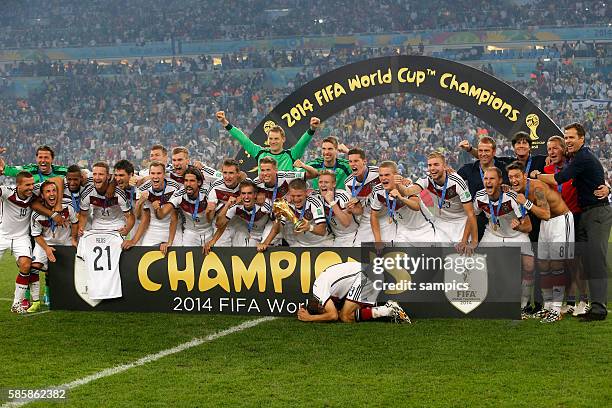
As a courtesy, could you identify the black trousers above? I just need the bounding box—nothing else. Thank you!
[576,205,612,315]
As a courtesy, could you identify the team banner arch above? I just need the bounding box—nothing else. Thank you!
[237,55,561,167]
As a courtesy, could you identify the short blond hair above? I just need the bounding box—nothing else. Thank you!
[318,170,337,184]
[379,160,398,173]
[427,151,446,162]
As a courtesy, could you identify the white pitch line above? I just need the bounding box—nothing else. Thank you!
[0,297,12,302]
[1,316,276,408]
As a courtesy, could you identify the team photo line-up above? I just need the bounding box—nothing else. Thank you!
[0,112,610,323]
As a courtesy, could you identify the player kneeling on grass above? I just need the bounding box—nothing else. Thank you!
[297,261,411,324]
[30,181,78,312]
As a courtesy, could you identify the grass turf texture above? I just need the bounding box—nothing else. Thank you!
[1,253,611,407]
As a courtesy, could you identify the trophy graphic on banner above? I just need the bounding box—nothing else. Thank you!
[272,199,305,231]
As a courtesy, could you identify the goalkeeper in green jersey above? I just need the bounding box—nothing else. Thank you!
[0,145,68,182]
[306,136,352,190]
[216,111,320,172]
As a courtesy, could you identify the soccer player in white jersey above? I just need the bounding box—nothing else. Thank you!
[60,165,87,211]
[473,167,534,316]
[30,181,78,312]
[170,146,220,186]
[253,156,317,202]
[207,180,279,252]
[344,148,381,245]
[0,172,39,313]
[123,161,180,255]
[113,160,139,237]
[281,178,331,247]
[371,161,434,246]
[297,261,410,323]
[156,167,212,250]
[414,152,478,251]
[206,159,242,246]
[318,170,358,246]
[78,161,134,235]
[507,161,574,322]
[138,144,172,177]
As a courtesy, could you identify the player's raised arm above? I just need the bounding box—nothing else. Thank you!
[393,185,422,212]
[216,110,262,158]
[322,190,351,228]
[516,183,551,221]
[289,117,320,161]
[293,159,319,180]
[154,201,175,220]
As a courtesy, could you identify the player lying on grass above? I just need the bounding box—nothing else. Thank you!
[297,261,411,323]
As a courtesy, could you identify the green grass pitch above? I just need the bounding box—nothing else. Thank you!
[1,253,611,407]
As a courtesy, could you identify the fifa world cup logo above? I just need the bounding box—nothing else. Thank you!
[525,114,540,141]
[263,120,277,134]
[263,120,277,146]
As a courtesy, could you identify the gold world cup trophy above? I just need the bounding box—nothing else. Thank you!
[272,199,306,231]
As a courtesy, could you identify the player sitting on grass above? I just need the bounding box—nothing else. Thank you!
[297,261,411,323]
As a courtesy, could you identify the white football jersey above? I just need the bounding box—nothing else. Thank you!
[169,165,221,188]
[321,189,359,240]
[282,195,329,246]
[225,202,273,241]
[62,178,88,211]
[344,166,380,225]
[416,173,472,221]
[80,184,131,231]
[77,230,123,300]
[312,262,365,305]
[370,184,431,230]
[169,188,212,234]
[0,185,39,238]
[139,178,182,232]
[31,204,78,245]
[207,179,241,212]
[253,171,304,201]
[474,190,525,238]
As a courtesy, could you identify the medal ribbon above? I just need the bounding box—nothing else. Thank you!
[437,175,449,209]
[488,191,504,227]
[385,190,397,221]
[351,168,369,198]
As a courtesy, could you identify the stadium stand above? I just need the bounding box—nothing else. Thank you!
[0,0,608,48]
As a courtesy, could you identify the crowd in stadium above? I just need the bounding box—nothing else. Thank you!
[1,40,608,78]
[0,0,608,48]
